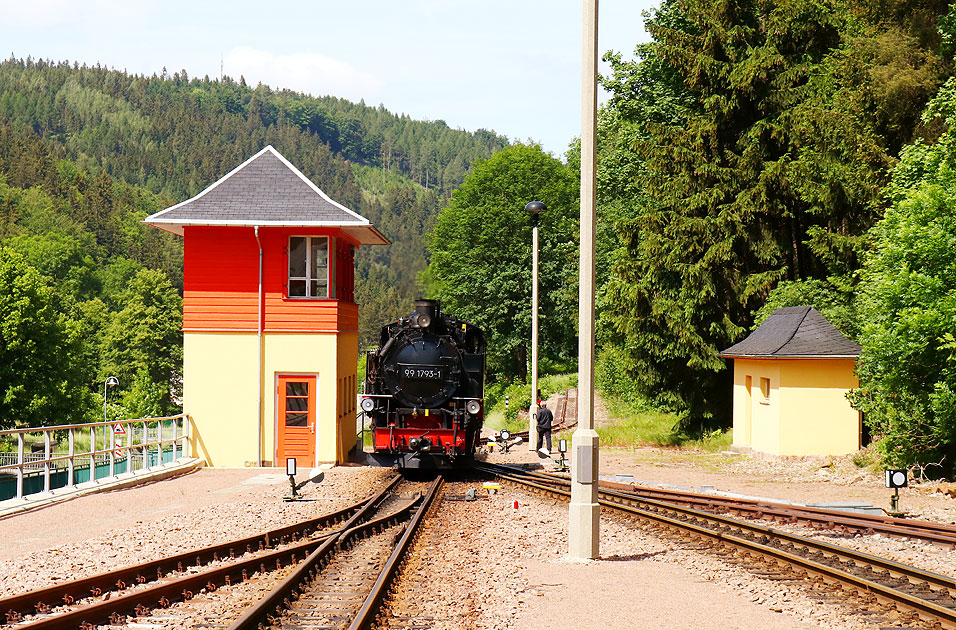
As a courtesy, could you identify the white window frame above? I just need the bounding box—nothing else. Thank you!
[288,235,334,299]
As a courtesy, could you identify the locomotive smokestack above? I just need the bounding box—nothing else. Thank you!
[412,299,439,328]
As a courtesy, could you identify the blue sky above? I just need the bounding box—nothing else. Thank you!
[4,1,658,157]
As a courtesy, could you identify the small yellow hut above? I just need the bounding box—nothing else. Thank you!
[719,306,862,457]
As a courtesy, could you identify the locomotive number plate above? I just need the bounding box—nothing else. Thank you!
[399,364,446,380]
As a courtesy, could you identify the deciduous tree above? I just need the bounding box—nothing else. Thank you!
[0,248,93,428]
[851,76,956,476]
[425,145,579,379]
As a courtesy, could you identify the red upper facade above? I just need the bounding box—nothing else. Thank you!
[144,146,388,333]
[183,226,359,333]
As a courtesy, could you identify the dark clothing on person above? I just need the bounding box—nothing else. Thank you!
[536,405,553,452]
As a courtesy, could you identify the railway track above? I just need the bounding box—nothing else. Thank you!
[229,476,441,630]
[597,476,956,548]
[477,462,956,629]
[494,464,956,548]
[0,476,404,630]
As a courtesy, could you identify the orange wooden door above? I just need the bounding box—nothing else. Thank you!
[276,375,316,467]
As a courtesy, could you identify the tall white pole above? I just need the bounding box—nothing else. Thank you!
[529,222,540,451]
[569,0,600,559]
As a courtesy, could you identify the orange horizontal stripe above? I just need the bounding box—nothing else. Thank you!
[183,331,355,335]
[183,291,259,304]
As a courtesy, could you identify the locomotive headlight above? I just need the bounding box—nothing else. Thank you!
[500,430,511,441]
[418,313,432,328]
[465,399,481,415]
[360,397,375,412]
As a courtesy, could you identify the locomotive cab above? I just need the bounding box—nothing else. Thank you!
[362,300,485,469]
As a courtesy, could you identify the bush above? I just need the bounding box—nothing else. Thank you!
[596,345,647,405]
[851,184,956,476]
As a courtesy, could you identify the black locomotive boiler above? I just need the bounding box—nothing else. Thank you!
[361,299,485,469]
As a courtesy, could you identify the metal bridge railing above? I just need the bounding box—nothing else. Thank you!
[0,414,191,501]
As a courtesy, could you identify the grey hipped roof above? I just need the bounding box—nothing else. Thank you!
[143,146,389,245]
[719,306,861,359]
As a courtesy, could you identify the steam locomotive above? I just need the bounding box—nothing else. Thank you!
[361,299,486,469]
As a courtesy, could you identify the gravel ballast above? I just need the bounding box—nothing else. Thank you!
[2,449,955,629]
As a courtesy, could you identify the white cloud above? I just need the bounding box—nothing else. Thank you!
[223,47,384,103]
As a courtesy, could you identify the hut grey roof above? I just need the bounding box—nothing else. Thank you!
[719,306,861,359]
[143,146,389,245]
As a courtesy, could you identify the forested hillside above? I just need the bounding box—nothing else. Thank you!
[0,57,509,343]
[0,57,508,429]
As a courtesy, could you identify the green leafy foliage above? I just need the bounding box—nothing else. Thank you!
[0,248,93,428]
[851,80,956,474]
[596,0,948,427]
[425,145,579,379]
[100,269,183,415]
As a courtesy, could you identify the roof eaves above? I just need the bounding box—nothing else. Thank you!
[719,353,860,359]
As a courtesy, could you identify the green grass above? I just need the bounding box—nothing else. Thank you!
[597,402,682,447]
[483,375,733,452]
[683,428,733,452]
[357,354,367,389]
[596,393,732,451]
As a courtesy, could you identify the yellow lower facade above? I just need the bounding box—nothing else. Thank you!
[183,331,358,467]
[731,358,860,457]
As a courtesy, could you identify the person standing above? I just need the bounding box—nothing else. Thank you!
[536,400,553,457]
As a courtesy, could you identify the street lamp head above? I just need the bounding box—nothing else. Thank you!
[106,376,119,387]
[525,201,547,227]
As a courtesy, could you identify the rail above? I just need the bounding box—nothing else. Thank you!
[478,463,956,629]
[0,414,191,501]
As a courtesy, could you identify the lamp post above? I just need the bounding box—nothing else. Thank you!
[525,200,547,452]
[103,376,119,423]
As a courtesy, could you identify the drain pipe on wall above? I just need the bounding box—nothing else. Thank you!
[254,225,264,467]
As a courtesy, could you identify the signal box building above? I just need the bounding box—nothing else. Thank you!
[145,146,388,468]
[719,306,862,457]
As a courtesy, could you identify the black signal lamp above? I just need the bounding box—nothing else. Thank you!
[885,469,907,488]
[885,469,908,514]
